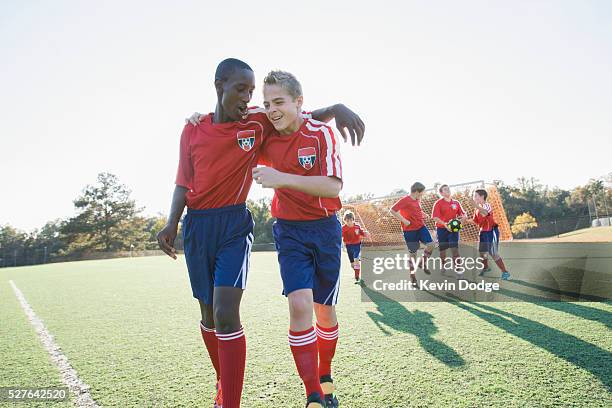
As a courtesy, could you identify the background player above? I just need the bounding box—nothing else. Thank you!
[341,210,368,283]
[431,184,468,275]
[253,70,346,408]
[158,59,364,408]
[389,182,435,286]
[468,189,511,280]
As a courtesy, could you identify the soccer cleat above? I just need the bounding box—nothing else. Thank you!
[479,267,491,276]
[354,278,360,284]
[213,380,222,408]
[306,392,325,408]
[501,271,511,281]
[320,375,339,408]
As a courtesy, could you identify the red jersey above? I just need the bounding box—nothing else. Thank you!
[175,108,274,209]
[391,195,425,231]
[342,223,366,245]
[260,118,342,221]
[473,202,497,232]
[431,198,466,229]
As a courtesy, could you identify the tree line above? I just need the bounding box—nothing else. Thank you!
[1,172,610,267]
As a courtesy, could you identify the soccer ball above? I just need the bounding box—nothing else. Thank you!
[448,218,462,233]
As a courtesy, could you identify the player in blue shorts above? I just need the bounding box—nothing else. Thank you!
[468,189,511,280]
[389,182,435,286]
[341,211,368,283]
[253,70,351,408]
[158,59,364,408]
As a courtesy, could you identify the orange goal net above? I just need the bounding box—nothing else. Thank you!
[342,181,512,247]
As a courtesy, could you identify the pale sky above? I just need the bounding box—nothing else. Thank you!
[1,1,611,231]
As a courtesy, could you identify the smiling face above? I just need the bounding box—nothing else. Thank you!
[473,191,485,204]
[262,70,304,134]
[216,68,256,121]
[440,185,451,199]
[263,84,303,134]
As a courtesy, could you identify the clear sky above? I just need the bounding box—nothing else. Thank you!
[1,0,611,231]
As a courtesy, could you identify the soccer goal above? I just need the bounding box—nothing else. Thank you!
[342,181,512,247]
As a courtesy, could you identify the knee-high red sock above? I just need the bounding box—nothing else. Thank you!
[217,328,246,408]
[354,265,360,280]
[481,256,489,269]
[289,327,324,398]
[199,322,221,381]
[494,257,507,272]
[316,323,339,378]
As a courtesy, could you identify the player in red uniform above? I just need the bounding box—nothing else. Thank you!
[389,182,435,286]
[431,184,468,275]
[252,70,348,408]
[468,189,511,280]
[157,59,364,408]
[341,211,368,283]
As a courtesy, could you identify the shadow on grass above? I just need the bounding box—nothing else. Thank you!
[510,278,611,303]
[362,283,465,368]
[497,286,612,329]
[429,291,612,391]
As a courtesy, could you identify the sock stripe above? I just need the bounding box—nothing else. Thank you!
[316,329,339,340]
[288,330,317,346]
[288,330,316,341]
[200,322,216,333]
[217,328,244,341]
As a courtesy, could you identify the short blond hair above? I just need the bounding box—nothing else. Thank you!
[263,70,303,100]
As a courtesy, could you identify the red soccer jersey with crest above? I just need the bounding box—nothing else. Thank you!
[175,108,275,209]
[342,223,366,245]
[391,195,426,231]
[473,202,497,232]
[431,198,466,228]
[259,118,342,221]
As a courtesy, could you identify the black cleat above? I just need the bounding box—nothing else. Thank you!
[306,392,325,408]
[320,375,339,408]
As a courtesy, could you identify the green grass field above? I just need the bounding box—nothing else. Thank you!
[1,254,611,407]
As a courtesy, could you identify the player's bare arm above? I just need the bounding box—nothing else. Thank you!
[156,185,188,259]
[252,167,341,198]
[186,103,365,145]
[433,216,453,231]
[389,209,411,226]
[310,104,365,146]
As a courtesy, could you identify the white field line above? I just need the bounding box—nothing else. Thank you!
[9,280,100,408]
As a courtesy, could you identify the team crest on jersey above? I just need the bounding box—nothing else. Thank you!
[237,130,256,152]
[298,147,317,170]
[451,203,457,210]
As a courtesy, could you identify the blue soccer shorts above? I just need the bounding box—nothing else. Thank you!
[403,226,434,253]
[479,226,500,256]
[182,203,254,304]
[345,243,362,263]
[273,215,341,306]
[436,227,460,251]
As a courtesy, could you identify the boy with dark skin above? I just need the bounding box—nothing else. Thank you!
[157,58,364,408]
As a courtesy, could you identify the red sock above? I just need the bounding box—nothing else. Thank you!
[354,268,360,280]
[289,327,324,398]
[217,328,246,408]
[494,257,507,272]
[316,323,339,378]
[199,322,220,381]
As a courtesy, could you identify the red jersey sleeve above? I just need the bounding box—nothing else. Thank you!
[391,196,409,212]
[175,124,194,189]
[432,200,441,219]
[318,124,342,179]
